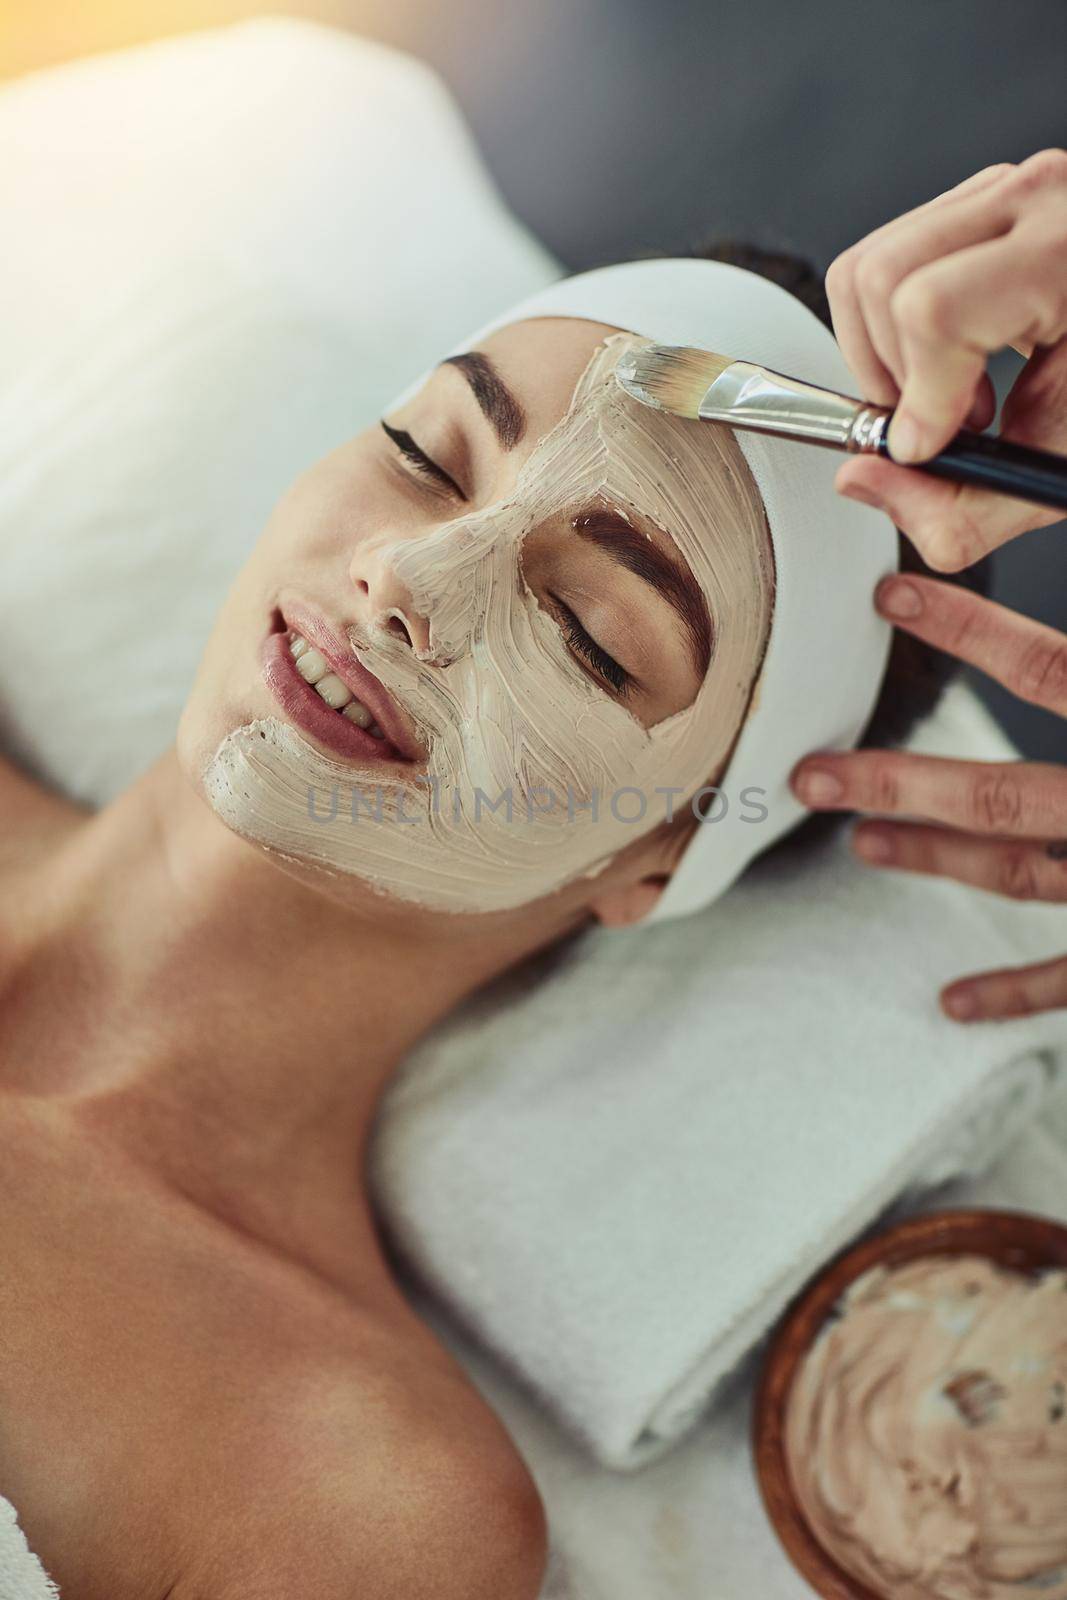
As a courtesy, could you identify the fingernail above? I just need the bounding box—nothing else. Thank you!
[944,989,978,1021]
[876,577,923,620]
[840,482,883,510]
[853,826,892,863]
[795,767,844,806]
[887,409,926,463]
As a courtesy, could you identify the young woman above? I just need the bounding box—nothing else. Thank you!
[0,247,976,1600]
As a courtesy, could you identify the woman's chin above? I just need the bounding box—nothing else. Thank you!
[175,694,248,805]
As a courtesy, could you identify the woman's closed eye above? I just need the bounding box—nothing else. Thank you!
[380,420,467,502]
[380,419,635,701]
[547,594,636,700]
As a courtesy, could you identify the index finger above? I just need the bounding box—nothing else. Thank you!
[790,747,1067,839]
[872,573,1067,717]
[888,229,1067,461]
[825,163,1015,408]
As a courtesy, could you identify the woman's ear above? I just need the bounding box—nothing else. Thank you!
[585,818,696,928]
[586,875,671,928]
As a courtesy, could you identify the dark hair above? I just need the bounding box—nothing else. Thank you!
[674,239,991,856]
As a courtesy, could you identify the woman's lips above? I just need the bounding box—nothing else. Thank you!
[275,601,427,761]
[260,611,423,769]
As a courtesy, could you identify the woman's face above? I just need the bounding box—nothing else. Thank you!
[179,316,774,923]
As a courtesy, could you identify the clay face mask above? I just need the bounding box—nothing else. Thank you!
[204,332,774,914]
[785,1253,1067,1600]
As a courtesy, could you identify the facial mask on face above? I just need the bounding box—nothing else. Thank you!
[204,332,774,913]
[451,259,899,923]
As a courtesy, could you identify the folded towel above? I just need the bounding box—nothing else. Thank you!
[367,679,1067,1470]
[0,1499,58,1600]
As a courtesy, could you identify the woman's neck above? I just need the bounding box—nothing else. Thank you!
[1,748,566,1293]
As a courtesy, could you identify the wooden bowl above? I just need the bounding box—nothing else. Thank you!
[752,1207,1067,1600]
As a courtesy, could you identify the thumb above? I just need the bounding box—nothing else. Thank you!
[838,371,998,502]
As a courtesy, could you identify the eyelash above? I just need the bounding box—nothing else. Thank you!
[381,420,466,500]
[549,594,635,699]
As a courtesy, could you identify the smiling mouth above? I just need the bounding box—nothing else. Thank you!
[261,607,423,769]
[286,629,389,736]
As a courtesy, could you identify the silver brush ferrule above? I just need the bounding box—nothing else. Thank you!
[699,362,892,453]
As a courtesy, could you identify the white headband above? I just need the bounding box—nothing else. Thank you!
[390,258,899,923]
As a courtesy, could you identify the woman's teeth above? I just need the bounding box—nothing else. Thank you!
[288,633,385,737]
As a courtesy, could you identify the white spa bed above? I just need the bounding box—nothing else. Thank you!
[3,21,1067,1599]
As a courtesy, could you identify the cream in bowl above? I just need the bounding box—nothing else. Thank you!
[784,1250,1067,1600]
[753,1210,1067,1600]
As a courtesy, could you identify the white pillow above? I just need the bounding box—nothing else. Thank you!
[0,17,558,801]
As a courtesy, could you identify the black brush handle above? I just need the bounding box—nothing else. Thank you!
[879,422,1067,513]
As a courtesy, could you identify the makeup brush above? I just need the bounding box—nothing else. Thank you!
[615,346,1067,514]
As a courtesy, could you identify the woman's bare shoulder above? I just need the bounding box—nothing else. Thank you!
[0,1099,546,1600]
[2,1248,546,1600]
[208,1434,546,1600]
[164,1333,549,1600]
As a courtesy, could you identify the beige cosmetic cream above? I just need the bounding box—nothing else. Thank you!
[783,1252,1067,1600]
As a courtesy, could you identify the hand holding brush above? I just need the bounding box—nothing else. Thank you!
[616,155,1067,572]
[823,152,1067,570]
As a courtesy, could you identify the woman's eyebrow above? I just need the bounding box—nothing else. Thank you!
[437,352,527,451]
[572,509,714,680]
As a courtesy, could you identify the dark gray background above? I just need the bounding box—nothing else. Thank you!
[358,0,1066,761]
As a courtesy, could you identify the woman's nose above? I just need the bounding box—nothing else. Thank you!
[348,540,434,658]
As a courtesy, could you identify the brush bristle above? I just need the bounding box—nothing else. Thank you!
[615,344,734,419]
